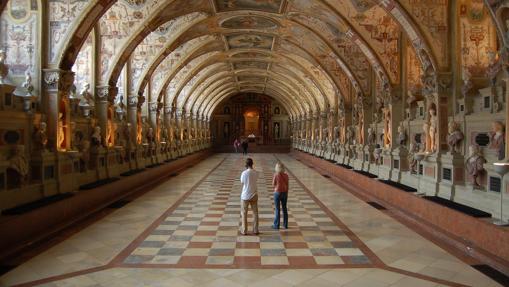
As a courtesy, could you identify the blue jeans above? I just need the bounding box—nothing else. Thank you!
[273,192,288,228]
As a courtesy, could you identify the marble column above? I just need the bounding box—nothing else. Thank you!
[42,69,76,194]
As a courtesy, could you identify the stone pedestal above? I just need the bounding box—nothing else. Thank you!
[352,145,365,170]
[420,154,441,196]
[31,151,58,197]
[109,147,128,176]
[362,145,374,172]
[438,152,465,200]
[390,147,409,182]
[336,146,347,165]
[378,149,393,180]
[91,148,108,180]
[57,151,81,193]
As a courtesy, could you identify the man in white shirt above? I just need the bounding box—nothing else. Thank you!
[240,158,259,235]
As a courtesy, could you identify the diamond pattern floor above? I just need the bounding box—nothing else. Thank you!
[120,156,374,268]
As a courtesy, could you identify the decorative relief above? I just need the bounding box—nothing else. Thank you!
[460,0,498,77]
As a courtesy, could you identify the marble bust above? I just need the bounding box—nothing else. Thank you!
[9,146,29,186]
[466,145,486,189]
[447,121,464,154]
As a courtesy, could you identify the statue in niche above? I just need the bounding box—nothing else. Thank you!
[424,105,437,153]
[79,83,94,107]
[374,145,382,165]
[466,145,486,189]
[338,114,346,144]
[382,106,391,148]
[333,126,339,143]
[161,124,168,142]
[408,143,419,174]
[397,123,406,146]
[322,128,328,143]
[155,117,161,143]
[461,67,473,98]
[346,126,355,145]
[489,121,505,160]
[91,126,103,148]
[375,95,383,122]
[57,113,66,151]
[146,127,155,145]
[115,95,126,120]
[274,122,280,138]
[136,110,143,144]
[447,121,464,154]
[9,146,29,186]
[0,49,8,84]
[106,106,115,147]
[367,127,376,145]
[22,72,34,97]
[33,122,48,151]
[406,89,417,106]
[354,100,364,145]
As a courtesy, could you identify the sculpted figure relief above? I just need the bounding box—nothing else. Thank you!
[57,113,66,150]
[490,121,505,160]
[79,83,94,107]
[408,143,419,174]
[466,145,486,189]
[397,123,406,147]
[33,122,48,151]
[447,121,464,154]
[424,106,437,153]
[367,127,375,145]
[91,126,102,148]
[9,146,29,186]
[382,106,391,148]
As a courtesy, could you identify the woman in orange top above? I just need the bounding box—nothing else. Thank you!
[272,162,289,229]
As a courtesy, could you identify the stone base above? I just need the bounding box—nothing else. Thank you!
[378,150,393,180]
[390,147,409,182]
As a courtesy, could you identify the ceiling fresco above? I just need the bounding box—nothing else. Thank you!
[221,15,279,29]
[215,0,283,13]
[2,0,497,119]
[226,34,274,50]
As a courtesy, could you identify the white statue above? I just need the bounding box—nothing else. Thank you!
[22,72,34,97]
[79,83,94,107]
[91,126,102,148]
[397,123,406,146]
[33,122,48,151]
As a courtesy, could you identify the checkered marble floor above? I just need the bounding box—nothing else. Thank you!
[120,155,375,268]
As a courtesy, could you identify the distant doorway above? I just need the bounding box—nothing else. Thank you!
[244,109,259,137]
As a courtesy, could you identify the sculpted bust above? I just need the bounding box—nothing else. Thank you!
[447,121,464,154]
[466,145,486,189]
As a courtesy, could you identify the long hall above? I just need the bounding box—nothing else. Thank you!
[1,0,509,286]
[0,154,502,286]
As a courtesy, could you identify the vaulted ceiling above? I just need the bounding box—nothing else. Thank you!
[5,0,490,118]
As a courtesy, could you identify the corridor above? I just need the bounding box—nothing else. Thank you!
[0,154,501,287]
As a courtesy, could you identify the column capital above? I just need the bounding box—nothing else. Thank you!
[43,69,74,93]
[96,85,118,103]
[127,95,138,108]
[164,105,172,115]
[148,102,158,112]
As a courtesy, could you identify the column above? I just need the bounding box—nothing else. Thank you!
[42,69,75,151]
[95,85,118,147]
